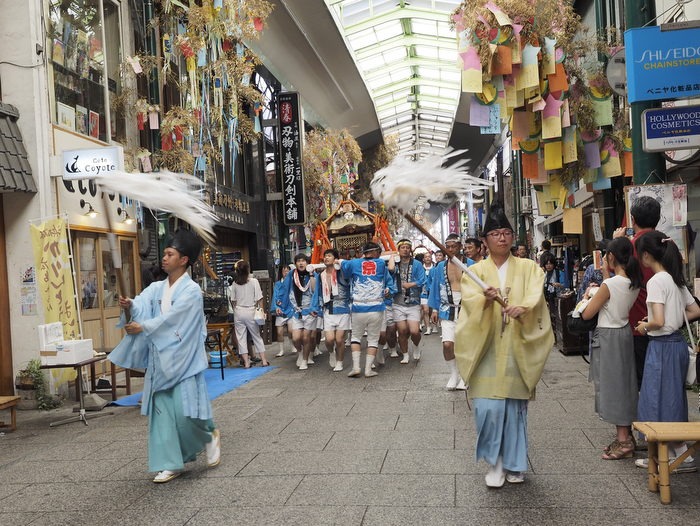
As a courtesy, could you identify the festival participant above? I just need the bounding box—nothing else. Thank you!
[110,229,220,483]
[434,249,445,264]
[516,244,529,259]
[464,237,483,263]
[277,253,319,371]
[271,266,292,357]
[456,201,553,488]
[429,233,473,390]
[633,231,700,472]
[340,242,396,377]
[580,238,642,460]
[392,239,427,363]
[421,252,436,335]
[312,249,351,372]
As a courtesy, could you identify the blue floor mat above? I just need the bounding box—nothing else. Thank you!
[109,366,274,407]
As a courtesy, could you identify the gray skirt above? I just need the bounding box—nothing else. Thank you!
[589,325,638,426]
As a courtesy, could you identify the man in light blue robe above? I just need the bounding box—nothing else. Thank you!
[109,229,220,483]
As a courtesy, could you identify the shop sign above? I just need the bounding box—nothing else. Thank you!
[642,105,700,152]
[205,183,255,231]
[447,206,460,236]
[62,146,123,180]
[277,92,306,225]
[625,25,700,103]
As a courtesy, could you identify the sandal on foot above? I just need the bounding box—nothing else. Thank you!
[603,439,621,454]
[602,439,634,460]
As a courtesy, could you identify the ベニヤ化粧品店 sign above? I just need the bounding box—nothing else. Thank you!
[625,25,700,103]
[642,105,700,152]
[277,92,306,226]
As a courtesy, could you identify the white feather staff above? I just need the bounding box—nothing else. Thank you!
[94,170,217,246]
[90,170,217,316]
[370,149,506,307]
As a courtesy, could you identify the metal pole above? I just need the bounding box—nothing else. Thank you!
[625,0,666,185]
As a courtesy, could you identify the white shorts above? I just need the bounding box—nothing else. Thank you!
[382,306,395,331]
[392,303,421,323]
[290,314,318,331]
[275,316,290,327]
[441,319,456,343]
[316,317,324,330]
[323,312,351,331]
[350,311,383,348]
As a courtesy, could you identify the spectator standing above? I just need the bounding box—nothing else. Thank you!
[229,260,268,368]
[580,238,642,460]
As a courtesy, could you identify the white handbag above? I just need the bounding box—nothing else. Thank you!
[254,307,267,325]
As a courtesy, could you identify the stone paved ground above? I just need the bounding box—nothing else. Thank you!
[1,334,699,525]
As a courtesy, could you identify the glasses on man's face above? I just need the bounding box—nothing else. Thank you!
[486,229,514,239]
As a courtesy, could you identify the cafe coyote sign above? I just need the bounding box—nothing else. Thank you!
[642,105,700,152]
[277,92,307,226]
[62,146,123,180]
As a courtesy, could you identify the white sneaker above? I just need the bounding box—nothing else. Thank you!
[348,368,361,377]
[636,456,697,473]
[299,360,308,370]
[206,429,221,467]
[314,348,322,357]
[446,373,460,391]
[296,354,303,367]
[423,329,431,335]
[413,347,421,361]
[485,457,505,488]
[456,379,468,391]
[307,356,315,365]
[329,352,337,368]
[365,370,378,378]
[153,470,182,483]
[389,349,399,358]
[333,363,344,372]
[275,351,285,357]
[506,472,525,484]
[400,353,410,364]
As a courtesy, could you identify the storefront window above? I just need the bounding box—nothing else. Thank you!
[48,0,122,142]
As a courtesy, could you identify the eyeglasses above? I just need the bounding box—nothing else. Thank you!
[486,230,514,239]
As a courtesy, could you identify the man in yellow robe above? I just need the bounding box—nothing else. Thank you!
[455,201,553,488]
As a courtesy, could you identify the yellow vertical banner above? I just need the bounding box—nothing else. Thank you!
[29,217,79,339]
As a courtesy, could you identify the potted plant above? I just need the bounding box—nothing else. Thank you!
[15,359,62,410]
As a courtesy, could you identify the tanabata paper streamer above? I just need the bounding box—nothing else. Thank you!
[600,137,622,178]
[592,170,612,190]
[541,94,564,140]
[548,62,569,92]
[543,37,557,76]
[518,44,541,89]
[460,46,483,93]
[623,137,633,178]
[469,96,491,127]
[522,151,539,179]
[491,45,513,75]
[544,141,563,170]
[562,125,578,164]
[481,104,502,134]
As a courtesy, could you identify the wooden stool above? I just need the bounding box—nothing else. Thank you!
[0,395,21,432]
[632,421,700,504]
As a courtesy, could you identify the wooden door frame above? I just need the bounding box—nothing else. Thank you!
[0,198,13,394]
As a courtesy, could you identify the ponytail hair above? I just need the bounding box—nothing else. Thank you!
[634,231,685,287]
[606,237,642,289]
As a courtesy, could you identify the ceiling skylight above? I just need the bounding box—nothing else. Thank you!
[325,0,463,157]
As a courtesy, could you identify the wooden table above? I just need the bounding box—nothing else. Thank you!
[90,349,133,401]
[40,356,114,427]
[206,322,238,365]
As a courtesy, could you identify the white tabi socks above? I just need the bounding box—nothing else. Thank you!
[348,350,362,377]
[446,359,460,390]
[411,340,421,361]
[365,355,377,377]
[329,350,337,368]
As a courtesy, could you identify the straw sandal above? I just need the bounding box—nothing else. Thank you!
[602,439,634,460]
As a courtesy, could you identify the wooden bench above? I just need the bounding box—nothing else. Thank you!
[0,395,21,432]
[632,421,700,504]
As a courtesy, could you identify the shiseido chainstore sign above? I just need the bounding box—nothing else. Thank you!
[57,146,135,233]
